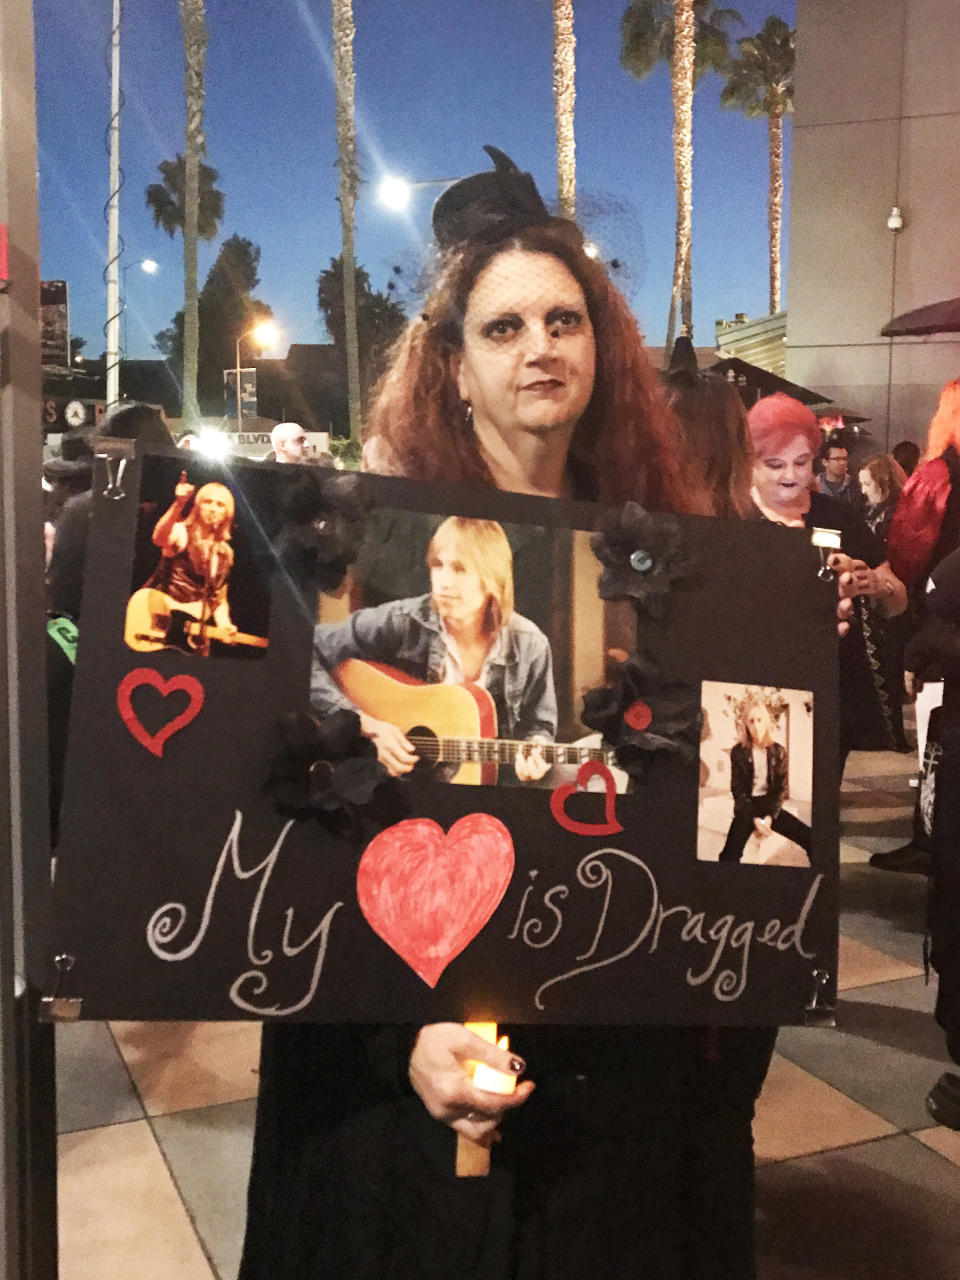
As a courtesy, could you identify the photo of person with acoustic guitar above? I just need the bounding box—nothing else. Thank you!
[310,514,572,785]
[124,470,269,659]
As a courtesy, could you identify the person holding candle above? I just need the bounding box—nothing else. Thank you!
[746,393,907,762]
[239,149,857,1280]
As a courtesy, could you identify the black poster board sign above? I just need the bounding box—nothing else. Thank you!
[48,454,839,1025]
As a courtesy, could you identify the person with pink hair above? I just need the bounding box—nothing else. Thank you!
[746,393,906,758]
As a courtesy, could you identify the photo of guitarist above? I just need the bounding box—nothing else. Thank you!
[124,471,260,659]
[311,516,556,783]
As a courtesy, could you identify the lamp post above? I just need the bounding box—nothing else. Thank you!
[234,320,279,425]
[119,258,158,372]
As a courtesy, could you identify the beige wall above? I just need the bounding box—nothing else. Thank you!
[787,0,960,448]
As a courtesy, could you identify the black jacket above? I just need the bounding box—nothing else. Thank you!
[730,740,787,818]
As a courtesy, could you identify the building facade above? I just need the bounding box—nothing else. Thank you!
[787,0,960,447]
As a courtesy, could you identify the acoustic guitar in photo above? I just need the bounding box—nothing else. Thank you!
[333,658,616,786]
[124,588,269,656]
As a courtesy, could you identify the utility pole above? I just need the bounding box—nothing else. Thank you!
[105,0,122,407]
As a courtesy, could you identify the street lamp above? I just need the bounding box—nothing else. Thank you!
[119,258,160,363]
[234,320,280,425]
[376,174,462,213]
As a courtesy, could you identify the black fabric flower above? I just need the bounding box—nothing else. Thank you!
[264,709,397,833]
[591,502,695,617]
[581,653,701,780]
[273,471,370,596]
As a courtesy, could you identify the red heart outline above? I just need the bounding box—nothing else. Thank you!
[117,668,205,758]
[550,761,624,837]
[357,814,514,987]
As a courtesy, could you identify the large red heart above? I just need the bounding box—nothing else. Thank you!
[550,761,624,837]
[357,814,514,988]
[117,668,205,758]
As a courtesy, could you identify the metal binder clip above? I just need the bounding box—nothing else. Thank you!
[95,437,135,501]
[99,454,127,501]
[804,967,835,1028]
[39,953,82,1022]
[810,526,842,581]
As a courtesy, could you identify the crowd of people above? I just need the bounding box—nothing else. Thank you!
[39,147,960,1279]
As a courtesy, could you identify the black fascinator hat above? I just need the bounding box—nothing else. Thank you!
[432,145,551,252]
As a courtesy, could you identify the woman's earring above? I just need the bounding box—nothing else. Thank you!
[461,401,474,429]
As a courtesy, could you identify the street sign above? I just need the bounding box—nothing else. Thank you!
[40,279,69,370]
[223,367,258,421]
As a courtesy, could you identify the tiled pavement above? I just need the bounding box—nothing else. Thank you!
[55,745,960,1279]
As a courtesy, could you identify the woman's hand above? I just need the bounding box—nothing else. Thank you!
[359,714,419,776]
[409,1023,534,1142]
[831,554,907,626]
[515,739,550,783]
[753,816,773,840]
[831,553,879,598]
[174,470,195,505]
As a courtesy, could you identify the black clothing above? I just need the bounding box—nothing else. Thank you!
[46,615,78,847]
[757,492,891,755]
[863,497,897,547]
[47,490,92,620]
[144,539,232,607]
[718,742,810,864]
[904,550,960,1063]
[729,741,788,818]
[719,795,812,864]
[239,1023,776,1280]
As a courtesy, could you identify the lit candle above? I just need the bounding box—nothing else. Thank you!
[465,1022,517,1096]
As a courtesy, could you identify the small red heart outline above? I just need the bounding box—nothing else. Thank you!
[117,668,205,758]
[357,814,514,988]
[550,761,624,837]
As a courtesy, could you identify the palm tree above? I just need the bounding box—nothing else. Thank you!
[621,1,741,351]
[721,16,795,314]
[145,155,223,238]
[178,0,209,425]
[552,0,577,219]
[146,152,223,421]
[332,0,363,441]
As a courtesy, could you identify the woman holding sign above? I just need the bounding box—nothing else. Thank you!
[241,151,847,1280]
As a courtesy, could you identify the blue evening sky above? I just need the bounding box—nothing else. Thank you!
[34,0,794,361]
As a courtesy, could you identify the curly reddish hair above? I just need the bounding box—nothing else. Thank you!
[364,219,711,514]
[924,378,960,461]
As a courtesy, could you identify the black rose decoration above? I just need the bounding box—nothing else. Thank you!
[581,653,701,780]
[274,471,370,596]
[264,708,395,832]
[591,501,695,617]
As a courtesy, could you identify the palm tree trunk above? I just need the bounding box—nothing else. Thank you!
[332,0,362,441]
[179,0,207,426]
[768,107,783,314]
[552,0,576,220]
[666,0,695,352]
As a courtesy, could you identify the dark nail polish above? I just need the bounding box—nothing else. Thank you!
[509,1056,525,1075]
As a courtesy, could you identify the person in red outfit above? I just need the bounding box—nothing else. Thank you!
[887,378,960,591]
